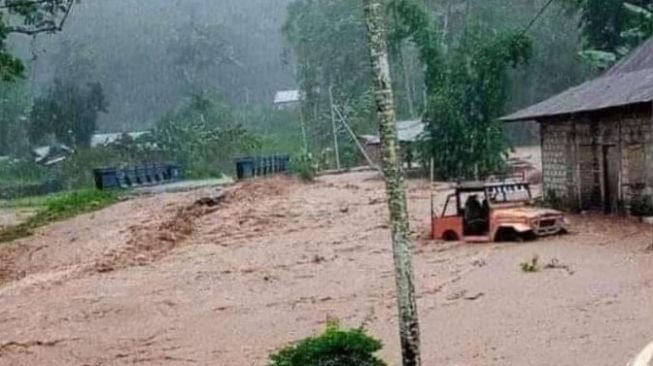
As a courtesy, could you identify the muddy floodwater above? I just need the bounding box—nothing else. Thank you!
[0,172,652,365]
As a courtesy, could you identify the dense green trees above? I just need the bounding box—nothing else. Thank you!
[150,94,261,178]
[1,0,652,184]
[565,0,653,68]
[0,81,29,156]
[284,0,536,178]
[283,0,375,151]
[0,0,75,81]
[29,79,108,147]
[424,26,531,179]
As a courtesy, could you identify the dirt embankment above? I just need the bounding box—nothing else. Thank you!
[0,173,651,366]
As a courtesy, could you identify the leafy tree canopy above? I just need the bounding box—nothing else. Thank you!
[283,0,374,151]
[284,0,532,178]
[0,80,29,155]
[268,323,387,366]
[0,0,75,81]
[29,79,108,148]
[424,25,532,179]
[150,93,261,178]
[562,0,653,68]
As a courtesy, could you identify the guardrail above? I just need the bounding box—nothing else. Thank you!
[235,155,290,180]
[93,163,182,190]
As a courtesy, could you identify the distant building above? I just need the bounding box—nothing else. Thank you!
[503,36,653,213]
[32,144,74,166]
[91,131,149,148]
[359,119,426,168]
[273,90,301,110]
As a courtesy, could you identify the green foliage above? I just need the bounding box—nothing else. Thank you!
[564,0,653,69]
[284,0,532,177]
[0,188,118,243]
[29,79,108,148]
[0,0,74,81]
[284,0,375,154]
[292,150,318,181]
[0,80,30,156]
[268,323,387,366]
[19,93,264,190]
[630,194,653,217]
[421,24,532,179]
[150,93,261,178]
[237,105,305,157]
[53,143,160,190]
[520,255,540,273]
[389,0,444,96]
[0,158,48,185]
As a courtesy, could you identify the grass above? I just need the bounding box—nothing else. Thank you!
[0,189,120,244]
[0,191,73,209]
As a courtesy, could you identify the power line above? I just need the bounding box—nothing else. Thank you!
[521,0,556,35]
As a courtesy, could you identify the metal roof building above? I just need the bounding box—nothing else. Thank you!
[502,37,653,213]
[273,90,301,108]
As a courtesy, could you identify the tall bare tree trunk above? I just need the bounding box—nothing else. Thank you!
[362,1,421,366]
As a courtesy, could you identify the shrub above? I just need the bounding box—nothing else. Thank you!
[0,158,48,185]
[292,150,318,181]
[268,323,387,366]
[630,195,653,217]
[520,255,540,273]
[151,94,261,179]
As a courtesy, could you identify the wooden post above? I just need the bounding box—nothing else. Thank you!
[329,85,341,170]
[333,105,380,171]
[363,1,422,365]
[298,101,309,152]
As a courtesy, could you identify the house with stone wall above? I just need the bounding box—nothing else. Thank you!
[503,38,653,213]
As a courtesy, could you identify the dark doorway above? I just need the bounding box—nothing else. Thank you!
[602,145,619,213]
[579,144,602,211]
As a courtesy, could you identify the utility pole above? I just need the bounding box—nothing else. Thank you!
[362,1,422,366]
[333,104,379,170]
[329,85,341,170]
[297,96,309,151]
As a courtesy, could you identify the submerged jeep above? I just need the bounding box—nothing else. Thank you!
[431,181,566,243]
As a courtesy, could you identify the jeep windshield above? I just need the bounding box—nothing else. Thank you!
[485,182,532,206]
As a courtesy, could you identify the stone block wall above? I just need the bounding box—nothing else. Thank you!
[539,108,653,210]
[540,122,574,201]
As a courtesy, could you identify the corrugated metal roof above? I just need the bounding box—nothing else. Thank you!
[91,131,149,147]
[502,36,653,122]
[502,68,653,121]
[273,90,301,105]
[606,37,653,76]
[359,119,425,144]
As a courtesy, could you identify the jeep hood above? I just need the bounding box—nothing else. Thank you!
[493,206,563,220]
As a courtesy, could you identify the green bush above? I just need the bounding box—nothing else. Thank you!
[151,94,261,179]
[630,195,653,217]
[292,150,319,181]
[38,189,118,221]
[0,159,49,185]
[269,324,387,366]
[520,255,540,273]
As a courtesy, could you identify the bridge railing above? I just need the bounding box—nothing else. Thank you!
[93,163,182,190]
[235,155,290,180]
